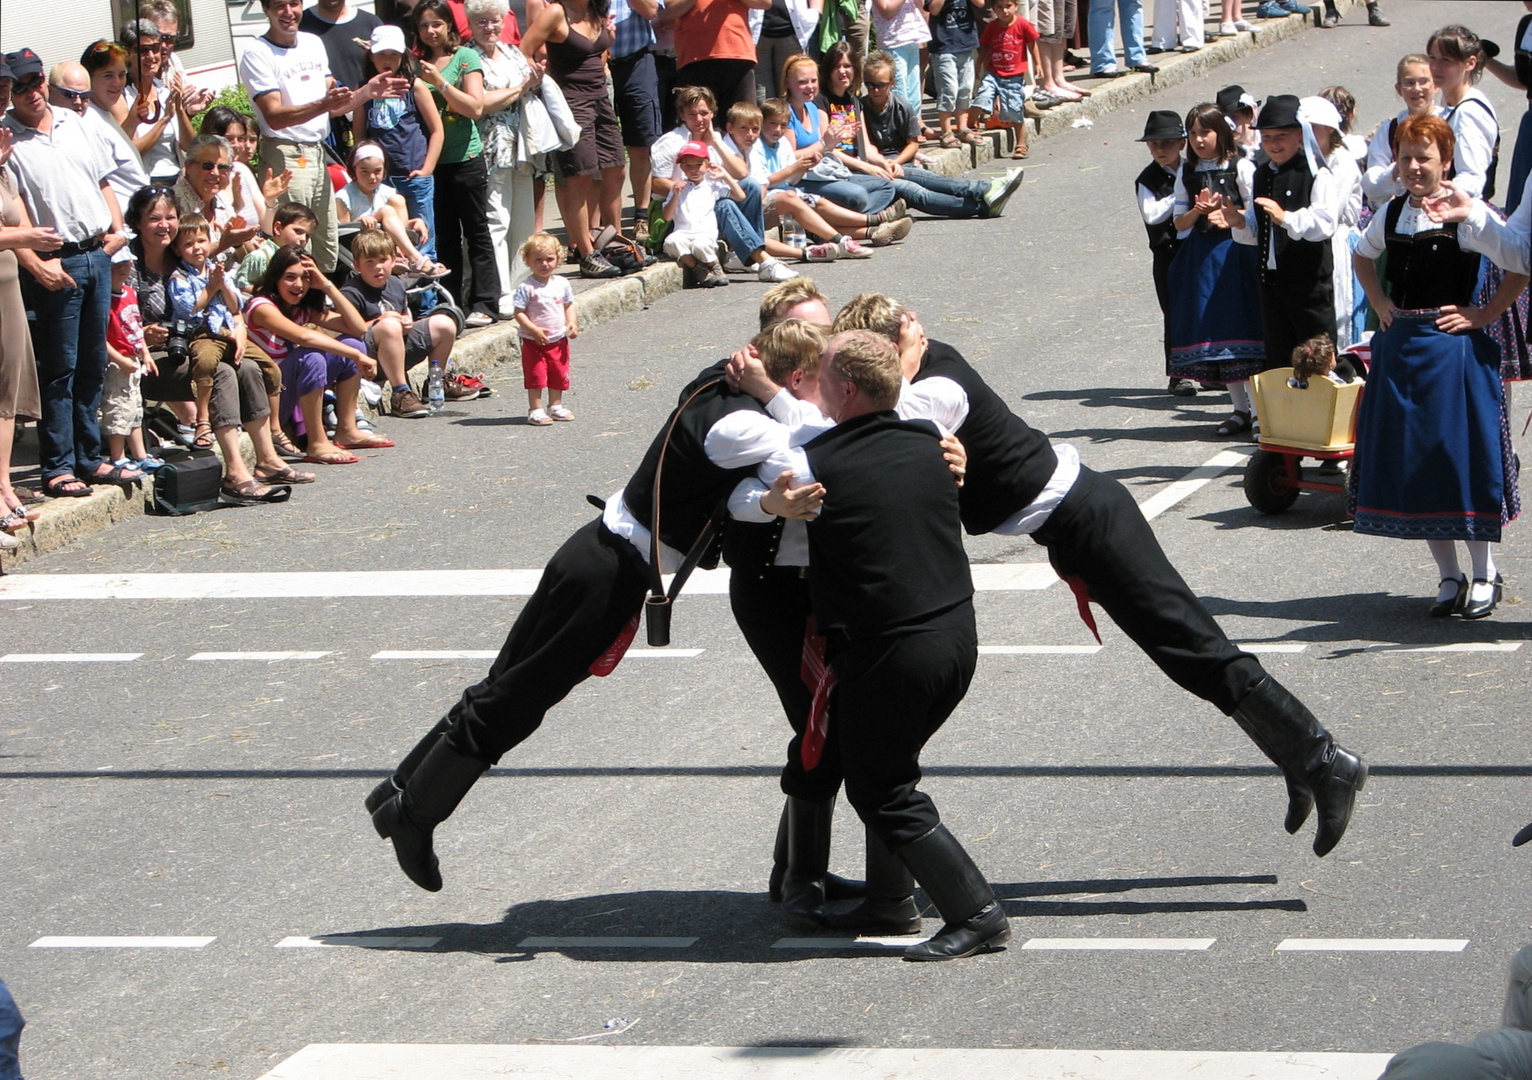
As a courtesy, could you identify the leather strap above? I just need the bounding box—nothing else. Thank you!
[648,376,724,601]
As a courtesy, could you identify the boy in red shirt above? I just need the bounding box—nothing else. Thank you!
[974,0,1039,158]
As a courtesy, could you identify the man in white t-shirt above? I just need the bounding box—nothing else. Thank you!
[238,0,405,272]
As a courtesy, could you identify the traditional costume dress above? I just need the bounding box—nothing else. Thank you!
[1166,154,1266,383]
[1351,195,1520,542]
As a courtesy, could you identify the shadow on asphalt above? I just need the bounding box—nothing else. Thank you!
[1198,590,1530,647]
[1024,386,1233,413]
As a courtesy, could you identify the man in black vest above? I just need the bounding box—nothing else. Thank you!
[777,328,1011,961]
[1248,94,1338,372]
[734,284,1368,873]
[1134,109,1191,394]
[367,357,809,892]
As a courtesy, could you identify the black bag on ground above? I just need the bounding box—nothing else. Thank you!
[152,453,224,515]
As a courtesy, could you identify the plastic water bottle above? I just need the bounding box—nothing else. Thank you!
[427,360,445,412]
[780,212,806,248]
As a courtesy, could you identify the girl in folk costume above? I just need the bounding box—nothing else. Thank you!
[1301,96,1363,348]
[1351,114,1524,619]
[1362,55,1437,211]
[1164,103,1265,434]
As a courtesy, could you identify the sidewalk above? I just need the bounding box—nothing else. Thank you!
[0,0,1363,573]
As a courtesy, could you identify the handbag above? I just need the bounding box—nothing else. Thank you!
[151,453,225,515]
[538,78,582,152]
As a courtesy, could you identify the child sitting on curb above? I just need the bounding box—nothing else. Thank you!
[662,140,746,288]
[722,102,850,263]
[512,233,578,426]
[169,214,254,451]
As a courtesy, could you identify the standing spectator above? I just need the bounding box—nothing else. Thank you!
[512,232,579,422]
[239,0,397,275]
[665,0,768,116]
[928,0,985,146]
[608,0,665,238]
[120,19,193,182]
[79,42,153,213]
[973,0,1035,159]
[1032,0,1087,105]
[0,977,24,1080]
[139,0,215,115]
[299,0,383,149]
[47,63,94,120]
[521,0,628,279]
[870,0,931,117]
[468,0,539,312]
[1216,0,1251,37]
[755,0,820,100]
[3,46,141,498]
[414,0,503,323]
[1087,0,1156,77]
[1150,0,1204,55]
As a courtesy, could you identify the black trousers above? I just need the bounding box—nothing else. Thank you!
[1258,276,1335,373]
[434,154,501,311]
[676,58,758,119]
[443,519,649,764]
[1151,244,1176,363]
[1033,465,1266,715]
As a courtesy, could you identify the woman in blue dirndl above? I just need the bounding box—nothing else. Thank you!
[1351,113,1524,619]
[1166,103,1266,438]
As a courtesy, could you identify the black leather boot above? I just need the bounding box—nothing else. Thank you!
[821,827,922,933]
[768,799,866,903]
[779,797,836,925]
[365,717,452,815]
[1231,677,1367,857]
[371,738,487,891]
[896,824,1010,961]
[1367,2,1389,26]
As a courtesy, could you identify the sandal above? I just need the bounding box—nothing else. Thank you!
[304,449,361,465]
[409,259,450,278]
[1010,145,1029,159]
[938,132,961,149]
[254,464,316,485]
[0,507,28,534]
[88,463,144,485]
[960,130,985,146]
[221,479,292,504]
[14,486,42,504]
[43,476,91,498]
[335,434,395,449]
[271,430,306,462]
[1216,410,1253,437]
[193,421,215,449]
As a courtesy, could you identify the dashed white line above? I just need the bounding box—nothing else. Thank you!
[275,936,441,949]
[372,650,499,660]
[1021,938,1216,951]
[188,651,332,661]
[1276,938,1469,952]
[29,936,216,949]
[1,653,143,663]
[1366,642,1522,654]
[517,936,698,948]
[978,645,1103,655]
[1137,448,1254,522]
[1238,643,1310,654]
[772,936,921,950]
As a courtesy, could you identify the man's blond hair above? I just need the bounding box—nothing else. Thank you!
[825,330,901,410]
[759,276,828,330]
[753,318,826,385]
[832,291,905,341]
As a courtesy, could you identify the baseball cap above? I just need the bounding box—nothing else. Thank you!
[677,140,711,161]
[3,48,44,83]
[368,24,407,54]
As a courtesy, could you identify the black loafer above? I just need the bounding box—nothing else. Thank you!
[1461,575,1503,620]
[1130,62,1160,74]
[1429,575,1468,618]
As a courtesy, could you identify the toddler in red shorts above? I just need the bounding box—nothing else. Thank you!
[512,232,579,426]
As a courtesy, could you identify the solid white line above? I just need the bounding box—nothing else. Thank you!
[517,936,698,948]
[772,936,920,950]
[1238,643,1310,654]
[1137,448,1253,522]
[30,936,215,949]
[1022,938,1216,951]
[275,936,441,949]
[978,645,1103,655]
[1366,642,1522,654]
[0,652,142,662]
[1276,939,1469,952]
[257,1044,1395,1080]
[187,651,332,661]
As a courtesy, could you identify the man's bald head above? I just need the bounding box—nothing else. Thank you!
[759,276,832,331]
[49,61,89,91]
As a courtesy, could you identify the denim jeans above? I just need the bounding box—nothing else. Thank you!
[0,976,22,1080]
[894,167,989,218]
[887,43,923,109]
[794,173,898,214]
[22,247,111,482]
[715,178,768,261]
[1088,0,1146,72]
[390,173,437,261]
[932,50,976,113]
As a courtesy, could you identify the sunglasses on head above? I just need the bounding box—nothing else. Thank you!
[194,160,233,174]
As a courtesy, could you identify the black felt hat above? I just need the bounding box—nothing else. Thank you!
[1254,93,1302,130]
[1137,110,1187,141]
[1215,84,1257,116]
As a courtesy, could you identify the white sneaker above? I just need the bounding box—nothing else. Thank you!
[1220,20,1237,34]
[837,235,873,259]
[756,257,798,283]
[1234,18,1252,29]
[802,242,841,263]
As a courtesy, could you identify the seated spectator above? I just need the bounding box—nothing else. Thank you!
[125,186,307,495]
[340,229,465,418]
[200,105,292,236]
[173,133,262,263]
[335,141,446,275]
[662,139,746,285]
[169,214,257,444]
[244,243,395,465]
[119,19,192,182]
[859,51,1025,218]
[1288,334,1362,388]
[236,201,317,296]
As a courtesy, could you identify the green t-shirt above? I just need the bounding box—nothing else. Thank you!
[432,46,484,163]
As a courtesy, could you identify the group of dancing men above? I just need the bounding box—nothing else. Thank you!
[365,279,1369,961]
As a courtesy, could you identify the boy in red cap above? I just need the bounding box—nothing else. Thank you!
[661,139,748,288]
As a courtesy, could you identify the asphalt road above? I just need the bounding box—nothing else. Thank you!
[6,4,1532,1077]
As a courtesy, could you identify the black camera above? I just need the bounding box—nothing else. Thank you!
[165,318,192,363]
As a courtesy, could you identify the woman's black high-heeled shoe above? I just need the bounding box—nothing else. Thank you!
[1428,575,1468,618]
[1461,574,1503,620]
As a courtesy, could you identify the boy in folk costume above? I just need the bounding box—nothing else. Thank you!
[1134,110,1191,395]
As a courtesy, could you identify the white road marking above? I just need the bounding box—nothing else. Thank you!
[979,645,1103,655]
[517,936,698,948]
[187,651,332,661]
[1137,448,1254,522]
[29,936,215,949]
[0,653,142,662]
[275,936,441,949]
[1276,939,1469,952]
[1021,938,1216,951]
[1366,642,1522,654]
[257,1044,1395,1080]
[772,936,920,949]
[1238,643,1309,654]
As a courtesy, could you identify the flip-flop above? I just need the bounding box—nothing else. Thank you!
[304,449,361,465]
[221,480,292,504]
[335,435,395,449]
[1010,146,1029,159]
[255,465,316,484]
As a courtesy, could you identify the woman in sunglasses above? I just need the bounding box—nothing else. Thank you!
[118,19,192,183]
[172,134,264,262]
